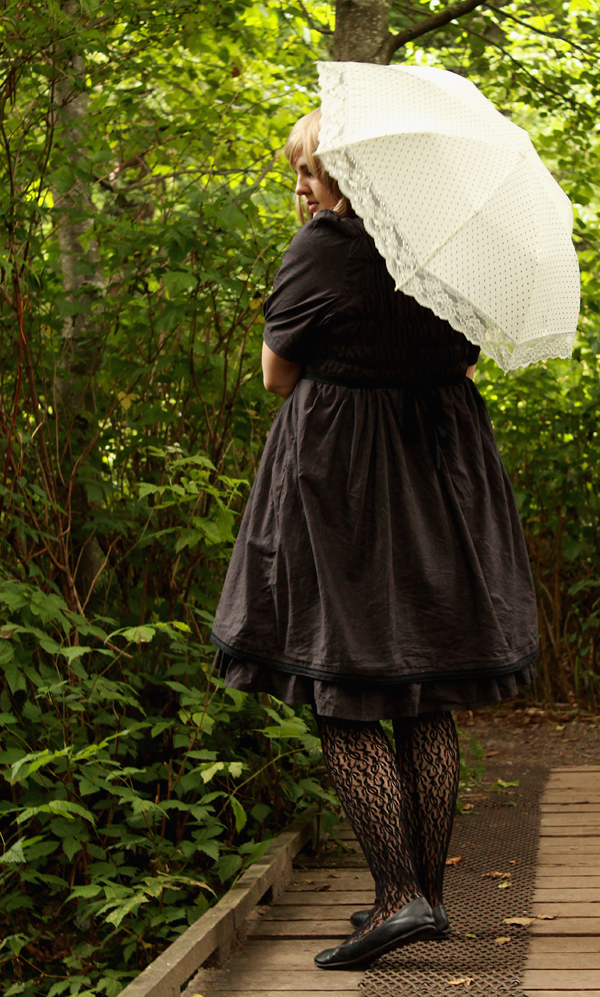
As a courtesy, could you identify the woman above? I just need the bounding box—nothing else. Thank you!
[210,109,539,970]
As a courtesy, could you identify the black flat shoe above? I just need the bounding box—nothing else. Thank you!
[314,896,437,970]
[350,902,450,939]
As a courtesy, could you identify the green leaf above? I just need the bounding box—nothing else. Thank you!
[0,839,26,864]
[59,646,92,661]
[250,802,271,823]
[16,800,95,825]
[162,270,197,295]
[216,852,242,883]
[116,625,156,643]
[229,795,247,833]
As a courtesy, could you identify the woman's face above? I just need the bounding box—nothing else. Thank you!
[294,155,339,217]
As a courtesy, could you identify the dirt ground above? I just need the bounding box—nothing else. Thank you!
[456,700,600,773]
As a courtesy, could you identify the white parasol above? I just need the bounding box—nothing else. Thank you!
[316,61,580,372]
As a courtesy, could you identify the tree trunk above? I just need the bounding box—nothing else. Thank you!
[334,0,394,63]
[53,4,104,603]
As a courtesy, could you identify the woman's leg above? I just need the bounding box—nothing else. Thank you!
[318,716,422,933]
[392,711,460,908]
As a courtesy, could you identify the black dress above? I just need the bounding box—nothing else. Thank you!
[210,211,539,720]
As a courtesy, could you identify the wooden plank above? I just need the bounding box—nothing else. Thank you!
[529,937,600,953]
[540,802,600,814]
[545,775,600,782]
[546,778,600,783]
[539,827,600,837]
[250,921,349,939]
[196,991,360,996]
[523,970,600,988]
[537,879,600,888]
[525,952,600,970]
[273,892,373,906]
[543,789,600,796]
[227,939,357,972]
[291,870,373,885]
[259,905,358,920]
[534,889,600,902]
[538,835,600,845]
[536,858,600,886]
[526,992,600,997]
[537,841,600,852]
[531,903,600,917]
[540,805,600,827]
[526,955,600,969]
[536,870,600,880]
[542,797,600,806]
[531,918,600,935]
[196,970,362,990]
[552,767,600,773]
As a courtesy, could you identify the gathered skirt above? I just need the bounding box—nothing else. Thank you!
[211,377,539,720]
[215,649,537,720]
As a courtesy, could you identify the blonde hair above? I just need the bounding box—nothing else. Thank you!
[284,108,352,223]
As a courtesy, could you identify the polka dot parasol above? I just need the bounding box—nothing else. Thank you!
[316,61,580,372]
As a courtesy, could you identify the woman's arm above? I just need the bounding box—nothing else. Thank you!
[262,342,302,398]
[466,363,477,380]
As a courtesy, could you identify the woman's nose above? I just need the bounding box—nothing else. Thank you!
[295,175,310,196]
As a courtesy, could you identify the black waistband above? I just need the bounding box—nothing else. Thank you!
[302,371,469,390]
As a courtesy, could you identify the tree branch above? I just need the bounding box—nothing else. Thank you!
[386,0,486,58]
[461,23,585,115]
[293,0,334,35]
[485,4,594,60]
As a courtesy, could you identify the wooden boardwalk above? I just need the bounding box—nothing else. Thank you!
[191,766,600,996]
[192,824,368,996]
[523,765,600,997]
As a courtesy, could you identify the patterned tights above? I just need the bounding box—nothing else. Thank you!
[317,711,460,936]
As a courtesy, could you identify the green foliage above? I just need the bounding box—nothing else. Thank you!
[0,574,325,994]
[0,2,329,992]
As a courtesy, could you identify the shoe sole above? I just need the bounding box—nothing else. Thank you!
[316,922,437,970]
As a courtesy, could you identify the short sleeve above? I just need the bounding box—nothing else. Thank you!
[263,211,355,363]
[466,343,481,365]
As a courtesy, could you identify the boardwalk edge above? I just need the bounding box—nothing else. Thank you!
[118,811,318,997]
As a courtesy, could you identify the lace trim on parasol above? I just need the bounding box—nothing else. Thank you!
[317,65,575,373]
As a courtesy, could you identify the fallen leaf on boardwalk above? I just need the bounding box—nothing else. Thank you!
[446,856,463,866]
[449,978,475,987]
[483,871,511,879]
[536,914,556,920]
[498,881,511,889]
[495,936,511,944]
[462,803,475,810]
[485,750,499,756]
[504,917,535,926]
[496,779,519,788]
[465,933,477,939]
[315,884,331,892]
[508,860,516,865]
